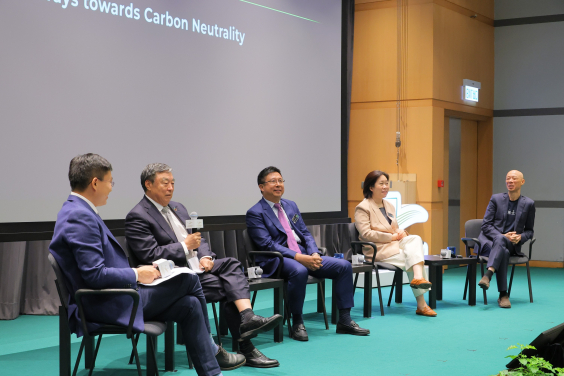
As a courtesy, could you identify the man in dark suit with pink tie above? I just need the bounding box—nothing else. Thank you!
[246,166,370,341]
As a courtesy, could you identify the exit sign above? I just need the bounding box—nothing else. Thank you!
[462,79,481,103]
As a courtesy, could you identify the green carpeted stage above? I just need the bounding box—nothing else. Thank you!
[1,267,563,376]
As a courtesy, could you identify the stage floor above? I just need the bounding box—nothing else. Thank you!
[1,267,563,376]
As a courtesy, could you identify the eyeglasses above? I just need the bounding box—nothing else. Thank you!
[263,179,285,185]
[97,178,114,187]
[376,182,389,187]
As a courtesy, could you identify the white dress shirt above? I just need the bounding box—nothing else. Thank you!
[264,198,301,244]
[145,195,212,263]
[71,192,138,281]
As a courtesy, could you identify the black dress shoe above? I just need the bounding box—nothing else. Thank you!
[215,346,246,370]
[239,314,283,341]
[238,348,280,368]
[292,323,308,341]
[336,321,370,336]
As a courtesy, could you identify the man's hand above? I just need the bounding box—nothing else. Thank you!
[504,231,516,242]
[295,253,323,271]
[504,232,521,244]
[184,232,201,249]
[137,265,161,284]
[199,257,214,272]
[510,233,521,244]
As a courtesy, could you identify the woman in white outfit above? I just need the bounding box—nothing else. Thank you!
[354,170,437,317]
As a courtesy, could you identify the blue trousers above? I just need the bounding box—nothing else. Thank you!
[485,235,517,292]
[140,273,220,376]
[281,256,354,315]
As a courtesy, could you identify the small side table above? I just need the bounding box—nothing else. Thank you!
[424,255,478,309]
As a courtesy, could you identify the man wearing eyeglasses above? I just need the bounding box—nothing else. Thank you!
[246,166,370,341]
[125,163,282,368]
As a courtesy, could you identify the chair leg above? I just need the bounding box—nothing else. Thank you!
[481,262,487,305]
[463,266,469,300]
[146,335,159,376]
[211,302,222,347]
[251,291,258,308]
[219,301,229,336]
[387,279,395,307]
[317,283,329,330]
[353,273,359,297]
[72,337,86,376]
[129,333,140,364]
[394,270,403,304]
[508,264,516,298]
[374,267,384,316]
[130,336,143,376]
[87,334,103,376]
[186,353,194,369]
[526,262,533,303]
[283,288,293,338]
[317,280,325,313]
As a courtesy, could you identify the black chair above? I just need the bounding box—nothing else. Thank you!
[121,237,222,369]
[461,219,535,305]
[349,223,404,316]
[48,253,167,376]
[242,229,329,339]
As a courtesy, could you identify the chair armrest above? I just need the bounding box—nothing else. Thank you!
[528,238,536,259]
[317,247,327,256]
[461,238,481,257]
[248,251,285,279]
[75,289,140,339]
[350,241,378,267]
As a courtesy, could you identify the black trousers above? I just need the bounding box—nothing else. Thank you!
[486,235,518,292]
[140,273,220,376]
[198,257,250,341]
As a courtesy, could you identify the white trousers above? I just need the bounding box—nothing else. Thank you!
[381,235,429,298]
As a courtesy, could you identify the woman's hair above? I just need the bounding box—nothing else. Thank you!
[363,170,389,199]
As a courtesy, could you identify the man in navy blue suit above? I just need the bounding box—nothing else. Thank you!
[477,170,535,308]
[125,163,282,368]
[246,166,369,341]
[49,154,245,376]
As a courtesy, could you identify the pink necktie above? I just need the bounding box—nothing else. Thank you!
[274,203,301,254]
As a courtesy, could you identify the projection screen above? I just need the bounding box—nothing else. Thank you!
[0,0,345,231]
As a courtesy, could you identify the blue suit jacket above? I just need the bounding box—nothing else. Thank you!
[49,195,141,337]
[124,196,214,267]
[478,193,536,256]
[246,198,318,277]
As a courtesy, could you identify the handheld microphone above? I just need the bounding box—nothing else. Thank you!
[186,212,204,233]
[190,212,200,232]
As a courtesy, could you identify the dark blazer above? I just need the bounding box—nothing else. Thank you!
[246,197,318,277]
[125,196,214,266]
[49,195,142,337]
[478,193,536,256]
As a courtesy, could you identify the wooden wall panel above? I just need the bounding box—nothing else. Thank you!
[433,4,494,109]
[477,118,493,215]
[443,0,494,19]
[459,119,478,248]
[352,3,433,103]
